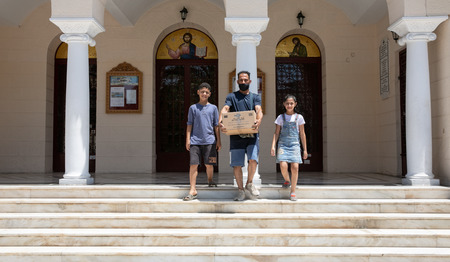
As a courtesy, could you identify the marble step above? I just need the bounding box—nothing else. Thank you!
[0,198,449,213]
[1,228,449,247]
[1,246,450,262]
[1,213,450,229]
[1,185,449,199]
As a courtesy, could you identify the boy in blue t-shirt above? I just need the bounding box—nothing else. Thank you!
[183,82,221,201]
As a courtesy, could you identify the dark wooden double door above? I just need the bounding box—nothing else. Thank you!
[399,49,407,177]
[276,57,323,172]
[156,59,218,172]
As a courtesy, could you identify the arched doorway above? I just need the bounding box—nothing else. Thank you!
[155,28,219,172]
[53,43,97,172]
[275,34,323,172]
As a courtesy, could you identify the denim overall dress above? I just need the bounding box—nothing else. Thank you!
[277,113,302,164]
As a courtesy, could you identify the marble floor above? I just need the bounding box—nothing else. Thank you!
[0,172,402,186]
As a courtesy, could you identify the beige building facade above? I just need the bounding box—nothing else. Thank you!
[0,0,449,185]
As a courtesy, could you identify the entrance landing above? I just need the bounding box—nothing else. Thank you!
[0,172,401,185]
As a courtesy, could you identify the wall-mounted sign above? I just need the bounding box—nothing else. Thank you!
[106,62,142,113]
[380,38,389,99]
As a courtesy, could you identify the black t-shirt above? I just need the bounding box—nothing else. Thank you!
[224,91,261,112]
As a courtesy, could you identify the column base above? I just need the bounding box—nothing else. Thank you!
[402,178,440,186]
[59,177,94,185]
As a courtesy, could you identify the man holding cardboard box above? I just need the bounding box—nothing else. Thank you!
[219,71,263,201]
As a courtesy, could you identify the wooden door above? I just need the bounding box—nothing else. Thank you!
[399,49,407,177]
[155,59,218,172]
[275,57,323,171]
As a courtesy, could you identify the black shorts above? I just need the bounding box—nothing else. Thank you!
[190,144,217,166]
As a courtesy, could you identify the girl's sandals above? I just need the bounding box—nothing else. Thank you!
[208,180,217,187]
[183,194,197,201]
[290,193,297,201]
[282,181,291,188]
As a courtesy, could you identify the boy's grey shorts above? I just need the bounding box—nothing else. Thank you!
[190,144,217,166]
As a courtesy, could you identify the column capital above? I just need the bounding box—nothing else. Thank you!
[397,32,436,46]
[225,17,269,35]
[60,33,96,46]
[232,34,262,46]
[50,17,105,38]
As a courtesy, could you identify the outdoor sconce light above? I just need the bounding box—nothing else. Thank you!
[180,7,188,22]
[391,31,399,42]
[297,11,305,28]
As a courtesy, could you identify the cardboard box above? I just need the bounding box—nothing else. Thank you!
[222,110,258,135]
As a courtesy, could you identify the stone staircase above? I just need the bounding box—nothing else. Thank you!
[0,184,450,261]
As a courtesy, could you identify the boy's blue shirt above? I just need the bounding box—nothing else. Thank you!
[187,103,219,145]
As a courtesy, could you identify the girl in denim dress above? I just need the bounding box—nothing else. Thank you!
[271,95,308,201]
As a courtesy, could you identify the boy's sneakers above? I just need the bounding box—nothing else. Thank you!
[234,189,246,201]
[282,181,291,188]
[290,193,297,201]
[245,183,260,196]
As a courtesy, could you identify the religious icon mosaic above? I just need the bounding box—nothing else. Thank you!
[275,35,321,58]
[157,28,218,59]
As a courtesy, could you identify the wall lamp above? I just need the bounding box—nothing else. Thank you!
[180,7,188,22]
[297,11,305,28]
[391,31,399,42]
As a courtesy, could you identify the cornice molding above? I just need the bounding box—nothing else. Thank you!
[109,62,141,72]
[225,17,269,35]
[388,16,448,37]
[50,17,105,38]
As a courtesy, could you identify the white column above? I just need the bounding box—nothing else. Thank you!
[402,33,438,186]
[389,16,448,186]
[50,17,105,185]
[233,34,260,92]
[232,34,261,185]
[59,34,95,185]
[225,18,269,186]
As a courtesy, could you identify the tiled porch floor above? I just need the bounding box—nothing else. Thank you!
[0,172,402,186]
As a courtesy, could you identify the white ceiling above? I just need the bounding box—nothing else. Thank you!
[0,0,48,26]
[321,0,388,24]
[0,0,387,27]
